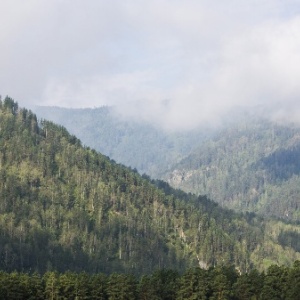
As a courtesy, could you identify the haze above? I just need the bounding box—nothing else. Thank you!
[1,0,300,130]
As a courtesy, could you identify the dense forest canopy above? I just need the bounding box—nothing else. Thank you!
[1,262,300,299]
[1,96,300,276]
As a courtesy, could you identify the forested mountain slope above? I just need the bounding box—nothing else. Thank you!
[34,106,210,178]
[165,119,300,221]
[1,97,300,274]
[35,106,300,222]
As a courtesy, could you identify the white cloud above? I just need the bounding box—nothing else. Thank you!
[1,0,300,129]
[217,17,300,104]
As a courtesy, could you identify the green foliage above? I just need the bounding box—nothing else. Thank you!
[138,269,179,300]
[233,269,263,300]
[176,267,210,299]
[278,230,300,252]
[166,118,300,222]
[34,106,211,178]
[107,273,137,300]
[1,263,300,299]
[285,261,300,300]
[1,98,300,275]
[35,105,300,225]
[260,265,289,300]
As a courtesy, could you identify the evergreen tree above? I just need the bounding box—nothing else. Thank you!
[286,261,300,300]
[176,267,210,300]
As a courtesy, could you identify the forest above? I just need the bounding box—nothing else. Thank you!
[166,119,300,222]
[0,262,300,299]
[35,105,300,222]
[34,105,212,178]
[1,96,300,281]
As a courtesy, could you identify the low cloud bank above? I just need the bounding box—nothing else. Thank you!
[1,1,300,130]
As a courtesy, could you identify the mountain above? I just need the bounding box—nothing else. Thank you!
[164,117,300,221]
[35,106,300,222]
[1,96,300,275]
[33,106,212,178]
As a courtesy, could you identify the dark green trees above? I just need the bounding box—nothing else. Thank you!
[233,269,263,300]
[286,261,300,300]
[0,263,300,299]
[176,267,210,299]
[137,269,179,300]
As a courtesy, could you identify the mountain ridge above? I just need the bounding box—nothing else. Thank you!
[34,105,213,178]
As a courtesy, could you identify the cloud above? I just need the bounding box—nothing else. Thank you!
[217,17,300,105]
[42,70,161,107]
[1,1,300,129]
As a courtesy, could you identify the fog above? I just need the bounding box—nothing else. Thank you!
[1,0,300,130]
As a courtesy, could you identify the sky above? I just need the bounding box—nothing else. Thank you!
[1,0,300,130]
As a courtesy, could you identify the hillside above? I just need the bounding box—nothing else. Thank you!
[35,106,300,222]
[33,106,211,178]
[1,97,300,275]
[165,118,300,221]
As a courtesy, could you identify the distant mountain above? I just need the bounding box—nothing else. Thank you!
[34,106,212,178]
[164,118,300,221]
[2,96,300,274]
[35,106,300,222]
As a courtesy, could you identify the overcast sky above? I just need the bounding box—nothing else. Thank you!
[1,0,300,129]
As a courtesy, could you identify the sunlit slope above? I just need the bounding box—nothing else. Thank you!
[1,97,300,275]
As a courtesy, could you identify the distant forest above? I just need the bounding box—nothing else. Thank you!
[34,105,212,178]
[35,105,300,222]
[166,119,300,222]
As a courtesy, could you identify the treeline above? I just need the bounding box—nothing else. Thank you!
[1,262,300,299]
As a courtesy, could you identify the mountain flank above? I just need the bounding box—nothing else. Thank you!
[34,106,212,178]
[1,97,300,275]
[35,106,300,222]
[165,118,300,221]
